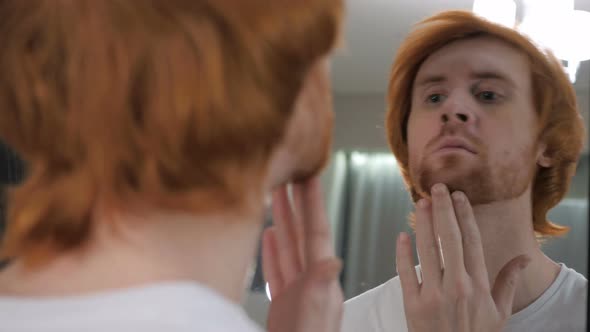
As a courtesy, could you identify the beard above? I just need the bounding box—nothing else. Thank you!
[410,128,538,205]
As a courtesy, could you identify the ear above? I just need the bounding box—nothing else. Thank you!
[536,142,552,168]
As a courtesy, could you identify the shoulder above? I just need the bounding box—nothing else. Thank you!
[505,264,587,331]
[562,265,587,284]
[344,275,401,310]
[554,265,587,305]
[156,283,264,332]
[341,272,411,332]
[0,282,264,332]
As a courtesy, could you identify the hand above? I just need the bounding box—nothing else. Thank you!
[262,177,344,332]
[396,183,530,332]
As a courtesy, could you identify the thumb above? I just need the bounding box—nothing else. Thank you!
[492,254,531,320]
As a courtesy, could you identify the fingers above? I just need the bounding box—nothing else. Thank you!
[272,186,304,285]
[431,183,466,279]
[451,191,489,287]
[262,227,284,297]
[306,257,343,284]
[492,254,531,319]
[298,177,335,265]
[299,257,344,332]
[290,184,307,268]
[268,176,335,299]
[396,232,420,299]
[414,198,442,285]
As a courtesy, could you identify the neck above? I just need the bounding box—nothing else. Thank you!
[0,200,267,304]
[471,188,560,314]
[0,145,301,303]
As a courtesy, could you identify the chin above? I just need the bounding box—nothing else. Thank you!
[416,169,501,205]
[290,156,327,183]
[290,147,331,183]
[414,164,476,196]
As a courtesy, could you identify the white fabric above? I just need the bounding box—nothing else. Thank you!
[342,264,587,332]
[0,282,263,332]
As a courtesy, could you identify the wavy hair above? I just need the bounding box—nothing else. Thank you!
[386,11,585,237]
[0,0,344,261]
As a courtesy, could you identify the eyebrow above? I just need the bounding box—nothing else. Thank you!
[415,70,517,88]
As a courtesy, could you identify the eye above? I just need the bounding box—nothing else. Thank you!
[476,91,499,102]
[426,93,445,104]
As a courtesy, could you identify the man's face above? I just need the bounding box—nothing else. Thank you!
[407,37,543,204]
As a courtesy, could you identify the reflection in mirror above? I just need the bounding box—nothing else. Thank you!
[0,2,583,328]
[324,150,588,300]
[243,1,590,330]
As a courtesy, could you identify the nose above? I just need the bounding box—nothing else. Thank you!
[440,96,475,125]
[441,112,469,123]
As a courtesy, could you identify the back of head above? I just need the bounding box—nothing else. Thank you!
[0,0,343,262]
[386,10,585,237]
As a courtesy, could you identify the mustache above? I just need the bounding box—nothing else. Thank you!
[424,123,484,153]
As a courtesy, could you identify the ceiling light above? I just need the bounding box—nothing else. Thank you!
[473,0,590,83]
[472,0,516,28]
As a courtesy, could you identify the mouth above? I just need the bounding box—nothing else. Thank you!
[437,145,474,153]
[433,138,477,155]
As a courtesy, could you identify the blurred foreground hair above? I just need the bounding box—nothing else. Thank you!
[0,0,343,262]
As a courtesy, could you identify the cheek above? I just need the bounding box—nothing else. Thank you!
[315,69,333,132]
[321,108,334,145]
[484,118,535,163]
[301,68,333,139]
[317,94,333,140]
[407,114,435,164]
[407,133,422,166]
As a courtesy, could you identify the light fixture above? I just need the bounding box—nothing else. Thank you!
[473,0,590,83]
[472,0,517,28]
[351,152,368,166]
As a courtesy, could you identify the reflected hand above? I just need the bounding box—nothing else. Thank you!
[396,183,530,332]
[262,177,343,332]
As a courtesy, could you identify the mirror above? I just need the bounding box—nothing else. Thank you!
[243,0,590,329]
[0,1,585,330]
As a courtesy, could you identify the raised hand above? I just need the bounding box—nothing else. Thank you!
[262,177,344,332]
[396,183,530,332]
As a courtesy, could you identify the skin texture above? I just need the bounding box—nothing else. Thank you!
[407,36,545,205]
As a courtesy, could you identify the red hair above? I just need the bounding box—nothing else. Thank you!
[386,11,585,237]
[0,0,343,261]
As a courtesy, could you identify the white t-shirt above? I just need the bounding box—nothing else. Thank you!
[342,264,587,332]
[0,282,263,332]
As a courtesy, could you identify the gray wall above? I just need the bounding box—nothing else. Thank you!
[332,94,389,152]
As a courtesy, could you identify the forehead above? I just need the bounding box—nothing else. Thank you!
[414,36,531,89]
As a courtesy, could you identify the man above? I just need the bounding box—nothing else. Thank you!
[342,11,587,332]
[0,1,345,331]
